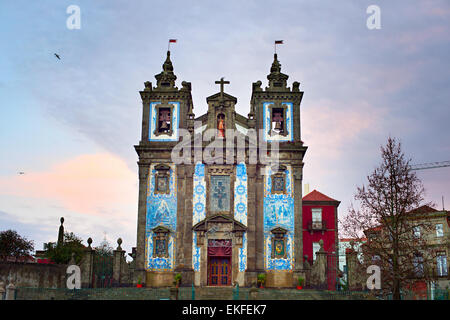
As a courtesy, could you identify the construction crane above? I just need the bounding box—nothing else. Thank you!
[410,161,450,171]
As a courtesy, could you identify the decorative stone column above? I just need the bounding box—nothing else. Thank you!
[178,164,194,285]
[136,163,149,285]
[245,164,257,286]
[80,237,94,288]
[5,282,16,300]
[113,238,126,286]
[292,166,304,287]
[0,281,5,300]
[309,240,327,289]
[255,165,265,273]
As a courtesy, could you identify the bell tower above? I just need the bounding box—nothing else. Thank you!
[134,50,196,287]
[249,53,307,288]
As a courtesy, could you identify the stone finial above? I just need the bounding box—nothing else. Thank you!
[57,217,65,246]
[5,282,16,300]
[117,238,123,250]
[319,239,324,252]
[69,252,76,265]
[87,237,93,248]
[181,81,192,92]
[155,50,177,89]
[267,53,289,90]
[144,81,152,91]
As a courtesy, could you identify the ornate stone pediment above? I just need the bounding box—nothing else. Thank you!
[271,226,288,235]
[152,225,171,234]
[192,214,247,232]
[193,214,247,246]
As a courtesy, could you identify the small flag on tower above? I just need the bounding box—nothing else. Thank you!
[168,39,177,51]
[274,40,284,54]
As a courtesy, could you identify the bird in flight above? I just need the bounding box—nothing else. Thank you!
[54,53,61,60]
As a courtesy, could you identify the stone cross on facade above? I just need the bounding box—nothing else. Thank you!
[215,77,230,102]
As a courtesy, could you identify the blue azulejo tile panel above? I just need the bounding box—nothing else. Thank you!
[234,162,248,272]
[145,163,177,271]
[146,234,175,271]
[192,162,206,271]
[193,163,206,225]
[262,102,294,142]
[239,232,247,272]
[263,165,295,271]
[192,231,201,272]
[149,101,180,141]
[234,162,247,226]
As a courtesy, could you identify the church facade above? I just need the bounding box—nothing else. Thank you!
[134,50,307,287]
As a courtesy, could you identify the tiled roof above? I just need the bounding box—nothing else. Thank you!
[302,189,339,202]
[340,238,368,242]
[407,205,438,215]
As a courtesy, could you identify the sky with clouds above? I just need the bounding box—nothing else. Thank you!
[0,0,449,254]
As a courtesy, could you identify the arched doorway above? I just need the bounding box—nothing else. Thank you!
[207,239,232,286]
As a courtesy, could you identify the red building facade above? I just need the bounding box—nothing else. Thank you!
[302,190,340,290]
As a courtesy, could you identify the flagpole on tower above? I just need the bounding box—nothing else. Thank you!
[168,39,177,51]
[274,40,284,54]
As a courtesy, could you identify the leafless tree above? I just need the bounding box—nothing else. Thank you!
[340,137,435,299]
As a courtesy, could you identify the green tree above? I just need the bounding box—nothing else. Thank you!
[0,230,34,261]
[44,232,85,264]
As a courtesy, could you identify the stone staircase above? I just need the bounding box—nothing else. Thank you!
[195,287,234,300]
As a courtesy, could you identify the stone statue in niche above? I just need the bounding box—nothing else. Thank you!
[217,114,225,138]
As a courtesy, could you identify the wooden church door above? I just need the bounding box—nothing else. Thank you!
[207,239,232,286]
[208,257,231,286]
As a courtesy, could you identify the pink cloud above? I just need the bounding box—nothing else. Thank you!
[0,153,137,217]
[302,99,383,160]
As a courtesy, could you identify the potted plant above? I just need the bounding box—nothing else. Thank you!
[297,277,304,290]
[174,273,182,288]
[257,273,266,289]
[137,276,143,288]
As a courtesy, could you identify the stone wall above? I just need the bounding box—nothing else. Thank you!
[0,262,67,288]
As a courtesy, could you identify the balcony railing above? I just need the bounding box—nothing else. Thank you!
[307,220,327,231]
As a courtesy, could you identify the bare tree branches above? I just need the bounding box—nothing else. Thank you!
[340,137,436,299]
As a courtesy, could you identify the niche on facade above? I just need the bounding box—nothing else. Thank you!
[271,164,287,195]
[217,113,225,138]
[152,226,170,258]
[270,227,288,259]
[154,164,171,195]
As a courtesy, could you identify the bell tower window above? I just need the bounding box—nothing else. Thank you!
[154,104,174,136]
[269,105,288,137]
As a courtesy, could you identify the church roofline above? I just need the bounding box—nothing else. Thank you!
[206,92,237,103]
